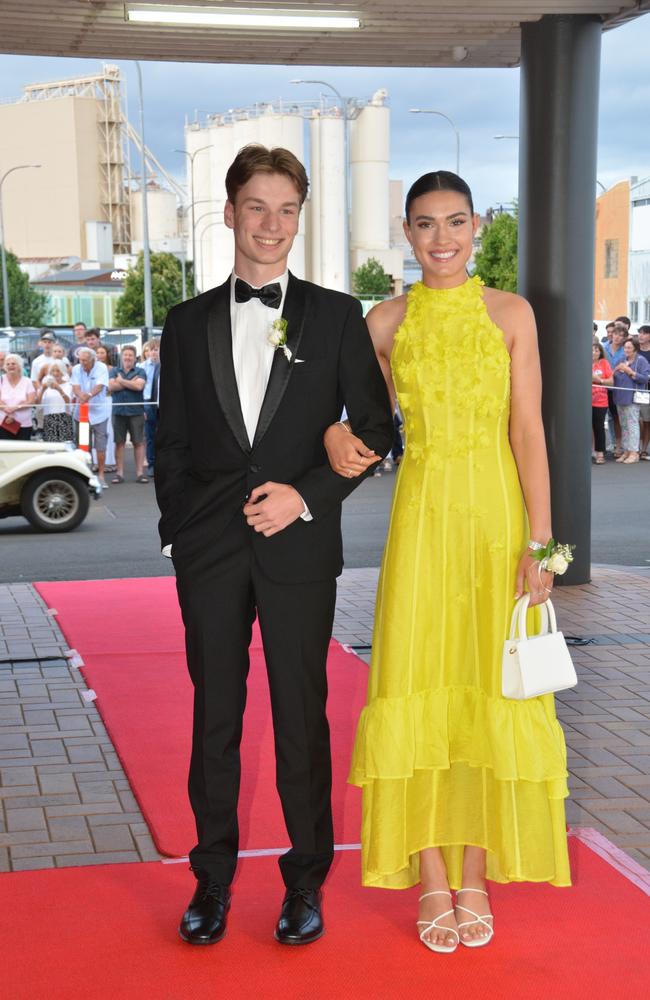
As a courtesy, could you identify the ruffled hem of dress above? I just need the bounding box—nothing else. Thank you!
[349,683,568,795]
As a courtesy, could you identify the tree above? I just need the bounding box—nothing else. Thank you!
[473,210,518,293]
[115,251,192,327]
[0,246,51,326]
[352,257,392,297]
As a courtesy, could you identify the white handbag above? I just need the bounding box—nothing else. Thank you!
[502,595,577,700]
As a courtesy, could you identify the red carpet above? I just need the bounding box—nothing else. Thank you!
[35,578,366,858]
[2,841,648,1000]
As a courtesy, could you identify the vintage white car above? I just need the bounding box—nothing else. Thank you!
[0,440,101,532]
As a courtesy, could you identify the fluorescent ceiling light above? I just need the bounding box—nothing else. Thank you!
[125,5,361,30]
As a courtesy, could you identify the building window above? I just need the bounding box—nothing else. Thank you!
[630,300,639,323]
[604,239,619,279]
[645,298,650,323]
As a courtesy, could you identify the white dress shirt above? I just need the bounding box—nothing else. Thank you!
[231,270,289,446]
[162,270,309,557]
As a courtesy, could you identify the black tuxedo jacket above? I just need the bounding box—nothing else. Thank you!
[155,273,394,583]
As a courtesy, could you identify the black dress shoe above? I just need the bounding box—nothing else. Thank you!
[179,872,231,945]
[274,888,324,945]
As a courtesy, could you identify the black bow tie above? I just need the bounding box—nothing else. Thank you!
[234,277,282,309]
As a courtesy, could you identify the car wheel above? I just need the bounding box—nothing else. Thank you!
[21,470,90,533]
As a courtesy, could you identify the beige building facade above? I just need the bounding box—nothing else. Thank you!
[0,94,105,260]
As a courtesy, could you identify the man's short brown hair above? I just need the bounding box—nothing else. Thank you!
[225,144,309,206]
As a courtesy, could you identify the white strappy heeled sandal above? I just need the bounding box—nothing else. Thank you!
[455,887,494,948]
[416,890,460,954]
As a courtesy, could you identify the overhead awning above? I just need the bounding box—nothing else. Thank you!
[0,1,648,68]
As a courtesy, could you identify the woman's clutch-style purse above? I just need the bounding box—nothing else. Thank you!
[502,594,577,700]
[1,414,21,435]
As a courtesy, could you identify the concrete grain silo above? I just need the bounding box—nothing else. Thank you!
[130,181,179,249]
[349,89,404,292]
[309,111,346,291]
[350,90,390,258]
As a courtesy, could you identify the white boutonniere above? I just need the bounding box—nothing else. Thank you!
[268,317,291,362]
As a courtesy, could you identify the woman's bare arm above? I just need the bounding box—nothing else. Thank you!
[484,288,554,604]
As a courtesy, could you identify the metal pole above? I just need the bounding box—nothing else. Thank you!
[518,14,602,584]
[190,160,196,295]
[0,191,9,328]
[291,79,350,293]
[174,146,211,296]
[194,213,223,294]
[135,62,153,333]
[197,219,223,294]
[409,109,460,175]
[180,250,187,301]
[0,164,41,327]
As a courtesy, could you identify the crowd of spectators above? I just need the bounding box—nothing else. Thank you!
[0,325,160,489]
[593,317,650,464]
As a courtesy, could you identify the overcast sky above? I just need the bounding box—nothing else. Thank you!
[0,14,648,215]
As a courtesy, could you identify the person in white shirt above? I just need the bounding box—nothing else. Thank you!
[35,360,73,441]
[71,348,111,487]
[30,330,58,385]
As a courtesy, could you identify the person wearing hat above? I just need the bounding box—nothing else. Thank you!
[30,330,59,386]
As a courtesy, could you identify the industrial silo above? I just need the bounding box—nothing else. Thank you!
[309,110,346,291]
[350,90,390,257]
[130,181,178,246]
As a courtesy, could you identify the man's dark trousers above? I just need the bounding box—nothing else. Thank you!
[173,511,336,888]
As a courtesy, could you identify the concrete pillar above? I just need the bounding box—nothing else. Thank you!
[518,14,602,584]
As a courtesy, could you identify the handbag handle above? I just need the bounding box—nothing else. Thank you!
[509,594,557,641]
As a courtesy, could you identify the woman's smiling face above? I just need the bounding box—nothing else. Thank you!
[404,188,478,287]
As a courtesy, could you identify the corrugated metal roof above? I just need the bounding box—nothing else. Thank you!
[34,268,123,285]
[0,2,648,68]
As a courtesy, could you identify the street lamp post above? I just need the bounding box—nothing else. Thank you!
[135,62,153,335]
[192,208,224,292]
[410,109,461,175]
[174,144,211,296]
[291,78,351,293]
[0,164,41,327]
[197,218,224,292]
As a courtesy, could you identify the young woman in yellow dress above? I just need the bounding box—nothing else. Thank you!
[324,172,571,953]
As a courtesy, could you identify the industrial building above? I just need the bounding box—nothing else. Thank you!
[0,66,131,262]
[1,66,405,300]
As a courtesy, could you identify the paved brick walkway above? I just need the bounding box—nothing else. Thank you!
[0,585,159,871]
[2,568,650,872]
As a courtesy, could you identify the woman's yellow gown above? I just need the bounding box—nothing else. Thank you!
[349,277,571,890]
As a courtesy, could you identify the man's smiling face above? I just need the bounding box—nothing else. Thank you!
[224,171,301,281]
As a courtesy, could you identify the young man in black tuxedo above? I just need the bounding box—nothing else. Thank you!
[155,144,393,946]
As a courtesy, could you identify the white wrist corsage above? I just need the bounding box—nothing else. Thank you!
[531,539,575,576]
[268,317,291,362]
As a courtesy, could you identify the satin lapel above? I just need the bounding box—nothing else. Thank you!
[252,273,308,449]
[207,278,251,455]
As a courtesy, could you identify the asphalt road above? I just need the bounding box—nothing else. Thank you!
[0,451,647,583]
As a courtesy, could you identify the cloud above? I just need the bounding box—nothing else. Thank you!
[0,14,647,214]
